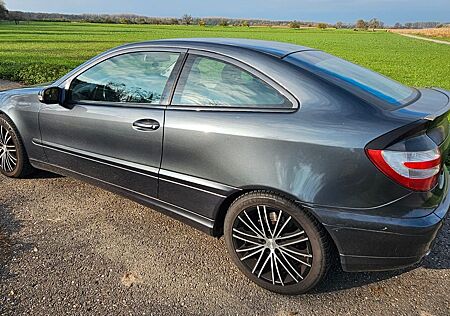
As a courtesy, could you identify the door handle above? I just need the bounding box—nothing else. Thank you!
[132,119,160,131]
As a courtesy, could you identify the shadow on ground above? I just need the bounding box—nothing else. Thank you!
[28,169,63,179]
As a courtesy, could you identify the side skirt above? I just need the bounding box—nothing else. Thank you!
[29,159,215,235]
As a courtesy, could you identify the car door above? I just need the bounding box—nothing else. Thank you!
[160,51,298,219]
[39,49,185,198]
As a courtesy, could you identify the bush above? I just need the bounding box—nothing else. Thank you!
[241,20,249,27]
[317,23,327,29]
[0,62,70,84]
[289,21,301,29]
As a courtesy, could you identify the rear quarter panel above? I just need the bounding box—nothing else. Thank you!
[161,67,417,219]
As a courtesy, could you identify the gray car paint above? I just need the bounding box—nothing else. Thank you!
[0,39,449,266]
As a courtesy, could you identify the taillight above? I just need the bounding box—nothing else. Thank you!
[366,148,442,191]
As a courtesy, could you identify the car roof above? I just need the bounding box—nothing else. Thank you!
[118,38,315,58]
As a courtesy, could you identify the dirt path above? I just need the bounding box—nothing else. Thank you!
[0,79,22,91]
[396,33,450,45]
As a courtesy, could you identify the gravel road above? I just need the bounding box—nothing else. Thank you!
[394,33,450,45]
[0,80,449,315]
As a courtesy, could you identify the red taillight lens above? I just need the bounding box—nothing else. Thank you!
[367,148,442,191]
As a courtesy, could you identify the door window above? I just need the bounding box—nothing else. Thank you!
[69,52,180,104]
[172,55,292,108]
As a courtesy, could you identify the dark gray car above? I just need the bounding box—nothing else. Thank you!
[0,38,449,295]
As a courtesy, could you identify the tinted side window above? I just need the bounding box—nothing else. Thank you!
[70,52,180,104]
[172,55,292,108]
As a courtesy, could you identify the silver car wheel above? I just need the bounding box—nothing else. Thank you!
[231,205,313,286]
[0,125,18,173]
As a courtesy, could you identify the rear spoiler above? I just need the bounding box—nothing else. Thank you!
[424,88,450,121]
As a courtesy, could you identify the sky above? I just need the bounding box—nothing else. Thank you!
[4,0,450,24]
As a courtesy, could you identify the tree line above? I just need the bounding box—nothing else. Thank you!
[0,2,447,29]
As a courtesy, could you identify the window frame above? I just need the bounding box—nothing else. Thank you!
[168,50,299,112]
[61,47,187,110]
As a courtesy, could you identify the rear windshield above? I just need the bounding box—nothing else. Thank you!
[285,51,417,106]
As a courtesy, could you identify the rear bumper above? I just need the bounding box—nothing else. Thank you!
[311,169,449,272]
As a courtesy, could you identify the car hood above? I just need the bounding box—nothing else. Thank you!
[0,85,47,103]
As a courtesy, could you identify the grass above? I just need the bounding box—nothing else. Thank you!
[0,21,449,89]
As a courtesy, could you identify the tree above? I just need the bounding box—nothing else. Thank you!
[118,17,131,24]
[8,11,23,24]
[404,22,413,29]
[317,23,327,29]
[0,0,8,20]
[356,19,368,30]
[368,18,381,31]
[335,21,343,29]
[241,20,250,27]
[393,22,402,29]
[289,21,301,29]
[219,18,229,26]
[181,14,193,25]
[198,19,206,27]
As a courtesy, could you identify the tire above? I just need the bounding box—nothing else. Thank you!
[224,191,331,295]
[0,114,34,178]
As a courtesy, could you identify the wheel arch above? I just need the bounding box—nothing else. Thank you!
[213,186,327,238]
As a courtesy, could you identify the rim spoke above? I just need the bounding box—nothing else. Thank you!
[6,154,17,171]
[278,249,304,280]
[256,206,267,237]
[278,237,309,248]
[238,215,264,239]
[7,152,17,162]
[243,211,264,237]
[263,205,274,237]
[279,248,312,267]
[276,230,305,240]
[236,244,264,253]
[272,210,282,238]
[5,154,12,171]
[240,247,265,261]
[1,154,5,170]
[257,251,271,278]
[274,216,292,239]
[274,251,298,283]
[273,251,284,286]
[279,245,312,258]
[270,251,275,285]
[232,234,264,246]
[252,249,265,274]
[233,227,261,240]
[0,126,5,143]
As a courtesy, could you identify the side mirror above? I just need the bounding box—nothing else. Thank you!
[38,87,62,104]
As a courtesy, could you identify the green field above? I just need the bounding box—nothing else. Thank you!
[0,22,449,89]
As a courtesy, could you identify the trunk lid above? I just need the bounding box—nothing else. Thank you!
[394,88,450,121]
